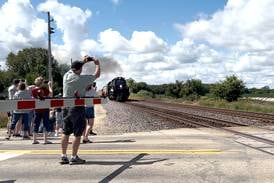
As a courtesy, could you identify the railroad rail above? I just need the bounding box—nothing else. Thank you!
[144,100,274,124]
[126,100,274,155]
[129,100,274,131]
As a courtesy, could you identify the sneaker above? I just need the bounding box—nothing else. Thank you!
[90,131,97,136]
[5,136,11,140]
[70,156,86,165]
[59,156,69,165]
[82,139,92,144]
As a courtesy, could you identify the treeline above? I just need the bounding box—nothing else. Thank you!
[127,76,274,102]
[244,86,274,98]
[127,76,256,102]
[0,47,70,96]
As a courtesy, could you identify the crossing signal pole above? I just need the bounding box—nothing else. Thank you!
[47,12,54,85]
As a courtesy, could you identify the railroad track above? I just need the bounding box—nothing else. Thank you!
[126,101,274,155]
[144,100,274,125]
[129,100,274,131]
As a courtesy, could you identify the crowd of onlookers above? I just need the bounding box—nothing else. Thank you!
[5,77,97,144]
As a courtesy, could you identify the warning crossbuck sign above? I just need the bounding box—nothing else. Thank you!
[0,97,107,112]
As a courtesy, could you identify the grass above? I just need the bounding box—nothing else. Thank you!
[129,95,274,115]
[198,97,274,114]
[0,112,8,128]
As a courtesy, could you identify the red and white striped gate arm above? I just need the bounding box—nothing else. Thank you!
[0,97,107,112]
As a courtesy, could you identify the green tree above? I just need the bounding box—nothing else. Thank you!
[126,78,139,93]
[136,82,148,92]
[5,47,69,95]
[213,75,245,102]
[165,80,183,98]
[137,90,154,97]
[6,48,48,77]
[0,70,19,94]
[180,79,207,97]
[147,85,165,95]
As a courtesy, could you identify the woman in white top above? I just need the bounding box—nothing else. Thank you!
[6,82,32,140]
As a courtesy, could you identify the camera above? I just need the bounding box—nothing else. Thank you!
[43,80,49,84]
[87,57,94,62]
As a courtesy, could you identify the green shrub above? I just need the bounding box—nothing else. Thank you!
[136,90,154,98]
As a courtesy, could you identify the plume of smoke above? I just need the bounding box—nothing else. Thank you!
[81,56,122,75]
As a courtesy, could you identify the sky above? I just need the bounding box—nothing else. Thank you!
[0,0,274,89]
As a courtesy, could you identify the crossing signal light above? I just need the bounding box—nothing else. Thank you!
[50,27,54,34]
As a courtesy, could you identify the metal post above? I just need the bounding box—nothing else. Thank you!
[47,12,53,85]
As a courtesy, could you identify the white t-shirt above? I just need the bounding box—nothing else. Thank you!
[8,85,17,99]
[86,87,97,97]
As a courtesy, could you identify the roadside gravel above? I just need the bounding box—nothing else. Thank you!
[95,101,188,135]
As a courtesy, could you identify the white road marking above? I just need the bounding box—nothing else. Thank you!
[0,152,25,161]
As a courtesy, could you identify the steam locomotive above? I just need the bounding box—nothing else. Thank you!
[102,77,130,102]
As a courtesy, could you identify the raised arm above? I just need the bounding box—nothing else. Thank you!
[83,56,101,79]
[48,81,53,97]
[93,59,100,79]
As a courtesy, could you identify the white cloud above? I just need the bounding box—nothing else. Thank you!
[0,0,47,55]
[38,0,94,63]
[99,29,167,54]
[174,0,274,88]
[178,0,274,52]
[130,31,167,53]
[128,53,165,63]
[168,39,222,64]
[99,29,132,53]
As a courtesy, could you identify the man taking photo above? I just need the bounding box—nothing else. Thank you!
[60,55,100,165]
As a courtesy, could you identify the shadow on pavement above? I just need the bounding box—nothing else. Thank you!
[92,139,136,143]
[86,153,168,183]
[0,180,16,183]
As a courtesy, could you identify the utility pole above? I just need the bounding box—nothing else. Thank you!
[47,12,54,85]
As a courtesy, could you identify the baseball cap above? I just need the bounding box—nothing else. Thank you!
[71,60,84,70]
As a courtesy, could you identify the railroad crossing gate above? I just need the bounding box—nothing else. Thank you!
[0,97,107,112]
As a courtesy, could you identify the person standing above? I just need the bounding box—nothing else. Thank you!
[7,79,22,137]
[60,56,100,165]
[31,77,53,144]
[8,79,20,100]
[83,82,97,144]
[6,82,32,140]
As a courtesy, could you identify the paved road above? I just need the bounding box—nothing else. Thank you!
[0,128,273,183]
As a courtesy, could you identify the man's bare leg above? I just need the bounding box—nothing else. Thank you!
[83,118,94,141]
[61,134,69,155]
[72,136,81,156]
